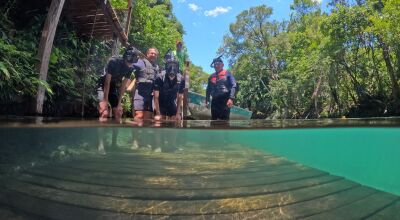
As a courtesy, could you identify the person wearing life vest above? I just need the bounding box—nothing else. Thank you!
[205,56,237,120]
[131,47,159,120]
[98,46,138,122]
[153,50,185,121]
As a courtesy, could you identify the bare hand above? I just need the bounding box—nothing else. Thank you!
[227,99,233,108]
[99,100,108,110]
[175,113,182,121]
[99,101,109,120]
[154,114,162,121]
[205,101,209,109]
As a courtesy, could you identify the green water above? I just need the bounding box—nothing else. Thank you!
[231,128,400,196]
[1,124,399,196]
[128,127,400,196]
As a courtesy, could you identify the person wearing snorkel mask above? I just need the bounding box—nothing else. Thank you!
[97,47,138,122]
[205,56,237,120]
[153,50,185,121]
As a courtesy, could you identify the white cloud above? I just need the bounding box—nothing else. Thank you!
[188,3,200,12]
[204,6,232,17]
[312,0,322,3]
[177,0,186,3]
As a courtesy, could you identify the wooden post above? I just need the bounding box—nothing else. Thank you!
[112,34,120,56]
[35,0,65,115]
[182,62,190,119]
[125,0,133,36]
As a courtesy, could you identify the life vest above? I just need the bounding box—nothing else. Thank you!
[210,70,230,97]
[210,69,227,84]
[136,59,158,83]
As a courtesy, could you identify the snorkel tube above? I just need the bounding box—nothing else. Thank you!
[210,55,223,68]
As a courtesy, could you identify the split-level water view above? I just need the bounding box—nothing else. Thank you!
[0,118,399,219]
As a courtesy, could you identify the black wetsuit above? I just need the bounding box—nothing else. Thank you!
[154,71,185,116]
[206,70,237,120]
[98,57,134,107]
[132,59,159,111]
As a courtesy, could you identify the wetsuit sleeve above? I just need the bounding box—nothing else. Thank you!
[206,76,211,102]
[178,79,185,94]
[105,59,116,76]
[154,76,162,91]
[132,59,143,80]
[125,67,134,79]
[228,72,237,99]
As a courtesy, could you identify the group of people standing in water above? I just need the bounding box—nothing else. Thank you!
[97,40,237,123]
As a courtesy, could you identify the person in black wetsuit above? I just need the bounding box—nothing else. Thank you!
[97,47,138,153]
[98,47,138,122]
[131,47,159,120]
[205,56,237,120]
[153,50,185,121]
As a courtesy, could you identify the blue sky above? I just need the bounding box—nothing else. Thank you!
[171,0,324,73]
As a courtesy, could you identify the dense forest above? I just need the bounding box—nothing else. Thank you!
[0,0,399,119]
[220,0,400,118]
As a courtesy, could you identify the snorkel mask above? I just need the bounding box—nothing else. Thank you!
[166,62,179,78]
[210,55,223,68]
[123,47,138,64]
[164,49,180,78]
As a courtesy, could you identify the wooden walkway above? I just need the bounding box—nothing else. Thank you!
[0,146,399,219]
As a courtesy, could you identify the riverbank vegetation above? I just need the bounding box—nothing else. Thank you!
[221,0,400,118]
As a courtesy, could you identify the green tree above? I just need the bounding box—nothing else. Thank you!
[129,0,182,61]
[220,5,281,117]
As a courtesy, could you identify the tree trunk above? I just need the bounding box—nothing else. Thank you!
[329,86,341,115]
[378,37,400,109]
[369,41,384,95]
[395,44,400,79]
[340,58,361,97]
[34,0,66,115]
[305,75,323,119]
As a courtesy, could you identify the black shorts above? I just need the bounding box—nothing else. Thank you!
[211,95,230,120]
[97,88,118,108]
[133,83,153,112]
[160,105,177,116]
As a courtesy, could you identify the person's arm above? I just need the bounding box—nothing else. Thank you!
[228,72,237,99]
[113,77,130,117]
[227,72,237,108]
[98,73,111,121]
[153,77,162,120]
[102,73,112,103]
[153,90,161,120]
[118,78,131,104]
[205,77,211,108]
